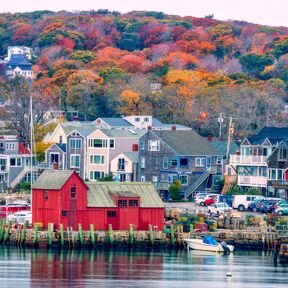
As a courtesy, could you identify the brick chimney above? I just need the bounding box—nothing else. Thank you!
[207,136,213,142]
[171,125,176,131]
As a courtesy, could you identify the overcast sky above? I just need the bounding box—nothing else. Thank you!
[1,0,287,27]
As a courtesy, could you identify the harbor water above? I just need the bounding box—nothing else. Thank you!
[0,248,287,287]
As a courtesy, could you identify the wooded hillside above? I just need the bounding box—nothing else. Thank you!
[1,9,288,137]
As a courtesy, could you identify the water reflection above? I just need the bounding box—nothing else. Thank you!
[30,249,164,287]
[0,247,288,287]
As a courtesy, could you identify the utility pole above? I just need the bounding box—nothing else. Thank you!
[218,112,224,140]
[226,116,237,161]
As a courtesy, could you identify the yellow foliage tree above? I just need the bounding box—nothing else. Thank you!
[119,89,141,114]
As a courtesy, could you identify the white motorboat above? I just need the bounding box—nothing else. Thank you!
[184,236,234,253]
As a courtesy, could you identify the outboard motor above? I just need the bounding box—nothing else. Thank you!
[220,241,230,254]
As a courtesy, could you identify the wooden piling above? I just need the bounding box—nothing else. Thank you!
[149,224,154,246]
[4,220,12,244]
[67,227,71,250]
[59,224,64,248]
[89,224,95,247]
[171,225,175,245]
[70,227,74,249]
[78,224,83,247]
[129,224,134,246]
[47,223,53,247]
[21,220,29,246]
[109,224,113,246]
[0,220,4,242]
[33,224,38,248]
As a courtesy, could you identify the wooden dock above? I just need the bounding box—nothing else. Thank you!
[0,219,283,251]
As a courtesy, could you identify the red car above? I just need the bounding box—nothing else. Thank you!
[203,195,218,206]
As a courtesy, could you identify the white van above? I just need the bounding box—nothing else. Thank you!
[232,195,264,211]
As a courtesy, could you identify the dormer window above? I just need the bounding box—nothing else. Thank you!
[118,199,127,207]
[129,200,138,206]
[135,117,140,122]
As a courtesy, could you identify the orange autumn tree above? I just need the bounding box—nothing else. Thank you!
[119,89,141,115]
[163,70,220,125]
[158,51,198,69]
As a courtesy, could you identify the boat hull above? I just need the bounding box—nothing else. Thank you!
[184,239,234,252]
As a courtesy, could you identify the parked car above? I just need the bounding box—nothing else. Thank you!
[7,211,32,225]
[217,195,233,207]
[275,203,288,215]
[264,199,285,213]
[195,195,206,206]
[248,198,265,212]
[208,202,232,216]
[204,194,218,206]
[260,200,279,213]
[257,198,282,213]
[232,195,263,211]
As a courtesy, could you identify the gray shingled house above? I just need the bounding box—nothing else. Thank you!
[138,130,223,199]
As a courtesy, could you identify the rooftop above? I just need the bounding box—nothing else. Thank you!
[32,170,75,190]
[93,117,133,128]
[86,182,164,208]
[152,130,220,156]
[210,141,239,157]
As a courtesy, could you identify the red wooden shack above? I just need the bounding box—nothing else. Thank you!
[32,170,164,231]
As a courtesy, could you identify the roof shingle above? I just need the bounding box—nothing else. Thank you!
[86,182,164,208]
[32,170,75,190]
[152,130,220,156]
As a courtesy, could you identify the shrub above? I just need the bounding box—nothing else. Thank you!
[168,180,182,200]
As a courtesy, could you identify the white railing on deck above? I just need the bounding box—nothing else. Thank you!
[237,175,267,187]
[229,155,267,165]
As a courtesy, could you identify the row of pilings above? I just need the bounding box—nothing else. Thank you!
[0,219,279,252]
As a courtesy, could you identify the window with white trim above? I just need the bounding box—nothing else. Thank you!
[180,175,188,186]
[195,157,205,167]
[140,176,145,182]
[171,159,178,166]
[279,149,287,160]
[140,157,145,168]
[10,158,22,167]
[152,176,158,183]
[140,140,145,150]
[163,157,168,169]
[70,154,80,168]
[89,171,105,180]
[90,155,105,164]
[109,139,115,148]
[6,143,16,150]
[148,140,160,151]
[88,139,108,148]
[216,157,223,165]
[70,139,82,149]
[168,174,178,183]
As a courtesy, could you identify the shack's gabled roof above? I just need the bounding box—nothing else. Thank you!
[32,170,75,190]
[86,182,164,208]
